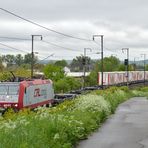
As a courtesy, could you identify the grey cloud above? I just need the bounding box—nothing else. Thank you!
[0,0,148,59]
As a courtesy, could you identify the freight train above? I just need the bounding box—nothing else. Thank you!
[0,79,54,113]
[0,71,147,113]
[98,71,148,86]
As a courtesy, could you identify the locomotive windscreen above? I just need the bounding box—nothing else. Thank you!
[0,83,19,102]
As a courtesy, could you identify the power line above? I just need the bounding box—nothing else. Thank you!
[0,42,28,53]
[0,36,86,53]
[0,41,59,59]
[42,40,82,52]
[0,8,92,42]
[0,36,84,52]
[0,7,122,55]
[93,40,121,53]
[0,36,121,57]
[0,36,30,41]
[37,53,54,63]
[0,34,126,58]
[0,36,83,54]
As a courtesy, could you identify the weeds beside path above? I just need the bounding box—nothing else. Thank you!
[0,86,148,148]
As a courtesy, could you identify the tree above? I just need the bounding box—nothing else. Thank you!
[54,77,82,93]
[20,63,31,69]
[15,54,24,66]
[118,64,125,71]
[70,55,91,72]
[86,71,98,86]
[86,56,121,86]
[14,67,31,78]
[34,63,44,71]
[24,53,38,65]
[97,56,120,72]
[54,79,70,93]
[43,64,65,81]
[54,60,68,67]
[0,63,4,72]
[2,54,15,67]
[118,63,135,71]
[0,56,4,71]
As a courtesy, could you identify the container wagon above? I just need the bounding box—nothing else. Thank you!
[0,79,54,113]
[98,71,148,86]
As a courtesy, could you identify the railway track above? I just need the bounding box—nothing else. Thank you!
[0,80,147,115]
[53,81,148,105]
[53,86,100,105]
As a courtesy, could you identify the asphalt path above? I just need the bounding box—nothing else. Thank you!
[77,97,148,148]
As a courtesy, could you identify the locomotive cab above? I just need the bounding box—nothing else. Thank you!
[0,79,54,113]
[0,82,19,112]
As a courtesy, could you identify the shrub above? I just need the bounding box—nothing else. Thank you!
[86,71,98,86]
[14,68,31,78]
[54,79,70,93]
[54,77,82,93]
[44,64,65,81]
[0,72,12,81]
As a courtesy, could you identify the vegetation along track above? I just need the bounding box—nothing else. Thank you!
[54,80,148,105]
[1,86,148,148]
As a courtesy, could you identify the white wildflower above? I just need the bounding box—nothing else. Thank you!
[54,133,60,140]
[72,94,110,114]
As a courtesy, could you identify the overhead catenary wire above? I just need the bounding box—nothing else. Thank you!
[0,36,121,59]
[0,8,122,55]
[0,8,92,42]
[42,40,82,52]
[0,37,53,57]
[37,53,54,62]
[0,36,30,41]
[0,42,28,53]
[92,40,120,53]
[0,36,87,53]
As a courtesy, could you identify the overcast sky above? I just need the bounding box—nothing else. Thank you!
[0,0,148,61]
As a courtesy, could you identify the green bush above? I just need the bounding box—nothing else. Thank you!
[137,87,148,92]
[86,71,98,86]
[0,72,12,81]
[44,64,65,81]
[54,77,82,93]
[14,68,31,78]
[54,79,70,93]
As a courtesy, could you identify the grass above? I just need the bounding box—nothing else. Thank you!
[0,86,147,148]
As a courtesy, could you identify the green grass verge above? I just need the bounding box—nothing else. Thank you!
[0,86,147,148]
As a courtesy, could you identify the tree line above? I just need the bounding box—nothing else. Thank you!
[0,54,147,93]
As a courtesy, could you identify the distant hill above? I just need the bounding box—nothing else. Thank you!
[121,60,148,65]
[39,59,148,65]
[129,60,148,65]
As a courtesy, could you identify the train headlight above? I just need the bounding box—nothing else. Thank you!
[14,104,18,107]
[6,95,10,99]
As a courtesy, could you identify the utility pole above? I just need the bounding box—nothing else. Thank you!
[141,54,146,85]
[93,35,104,89]
[122,48,129,87]
[83,48,92,88]
[31,35,42,79]
[134,57,139,71]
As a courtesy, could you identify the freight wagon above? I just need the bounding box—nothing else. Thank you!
[98,71,148,86]
[0,79,54,113]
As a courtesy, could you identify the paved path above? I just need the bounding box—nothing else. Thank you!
[77,97,148,148]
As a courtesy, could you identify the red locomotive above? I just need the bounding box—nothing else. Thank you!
[0,79,54,112]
